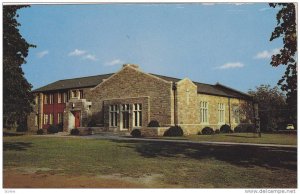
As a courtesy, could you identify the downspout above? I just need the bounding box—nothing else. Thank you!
[172,82,177,126]
[228,97,231,128]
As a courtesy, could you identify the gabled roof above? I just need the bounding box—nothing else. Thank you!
[33,73,113,92]
[33,72,252,100]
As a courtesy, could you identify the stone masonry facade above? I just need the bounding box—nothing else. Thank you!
[27,64,255,136]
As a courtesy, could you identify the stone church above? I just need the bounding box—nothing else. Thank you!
[27,64,255,136]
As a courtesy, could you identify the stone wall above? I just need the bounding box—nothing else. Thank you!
[85,65,174,131]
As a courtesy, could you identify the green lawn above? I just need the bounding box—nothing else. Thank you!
[188,133,297,145]
[3,135,297,188]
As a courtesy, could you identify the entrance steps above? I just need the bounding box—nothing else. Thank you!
[94,131,131,137]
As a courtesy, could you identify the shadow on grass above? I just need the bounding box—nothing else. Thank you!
[3,132,25,137]
[110,139,297,171]
[224,134,258,138]
[3,142,32,151]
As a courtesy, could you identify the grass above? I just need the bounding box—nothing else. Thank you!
[154,133,297,145]
[3,135,297,188]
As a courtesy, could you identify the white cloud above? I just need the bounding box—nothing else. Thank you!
[68,49,86,56]
[254,48,281,59]
[105,59,124,66]
[201,3,215,6]
[259,7,280,12]
[83,54,97,61]
[216,62,245,70]
[36,50,49,58]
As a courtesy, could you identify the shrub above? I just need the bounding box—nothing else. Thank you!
[87,119,97,127]
[234,126,243,133]
[148,120,160,127]
[201,127,214,135]
[36,129,44,135]
[220,124,232,133]
[57,122,63,131]
[163,126,183,137]
[70,128,80,135]
[247,125,255,133]
[131,129,141,137]
[16,122,28,132]
[47,125,59,134]
[215,129,220,134]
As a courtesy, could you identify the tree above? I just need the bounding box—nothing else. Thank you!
[269,3,297,129]
[3,5,36,129]
[248,85,287,131]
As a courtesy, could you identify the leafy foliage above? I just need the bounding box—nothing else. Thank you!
[163,126,184,136]
[248,85,287,131]
[269,3,297,129]
[131,129,142,137]
[220,124,232,133]
[3,5,36,128]
[70,128,80,135]
[36,129,44,135]
[200,127,214,135]
[47,125,59,134]
[148,120,160,127]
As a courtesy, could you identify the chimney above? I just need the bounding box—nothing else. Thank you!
[122,64,139,69]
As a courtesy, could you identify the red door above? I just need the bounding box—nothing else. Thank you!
[74,111,81,128]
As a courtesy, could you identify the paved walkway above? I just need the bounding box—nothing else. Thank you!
[81,133,297,149]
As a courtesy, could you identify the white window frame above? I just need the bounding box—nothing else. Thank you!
[63,92,67,103]
[120,104,130,130]
[49,114,53,125]
[133,103,142,127]
[72,90,77,98]
[200,101,209,124]
[109,105,118,127]
[44,95,48,105]
[57,113,63,124]
[44,114,48,125]
[58,93,62,103]
[35,114,38,126]
[49,94,53,104]
[218,103,225,124]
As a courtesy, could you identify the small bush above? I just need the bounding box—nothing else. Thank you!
[36,129,44,135]
[163,126,183,137]
[57,122,63,131]
[215,129,220,134]
[148,120,160,127]
[220,124,232,133]
[87,119,97,127]
[47,125,59,134]
[16,122,27,132]
[70,128,80,135]
[131,129,141,137]
[234,126,243,133]
[247,125,255,133]
[201,127,214,135]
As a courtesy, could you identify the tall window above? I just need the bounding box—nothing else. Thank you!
[49,94,54,104]
[49,114,54,125]
[57,113,63,124]
[58,93,62,103]
[72,90,77,98]
[44,95,48,104]
[44,114,48,125]
[121,104,130,129]
[218,103,225,124]
[233,106,240,123]
[79,90,83,99]
[35,95,39,105]
[133,104,142,127]
[63,92,68,103]
[109,105,118,127]
[200,101,208,123]
[35,115,38,126]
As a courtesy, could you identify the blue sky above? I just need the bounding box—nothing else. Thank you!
[18,3,285,92]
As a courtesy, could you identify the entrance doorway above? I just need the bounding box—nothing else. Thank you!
[72,111,81,128]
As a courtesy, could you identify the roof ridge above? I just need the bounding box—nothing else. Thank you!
[56,73,114,82]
